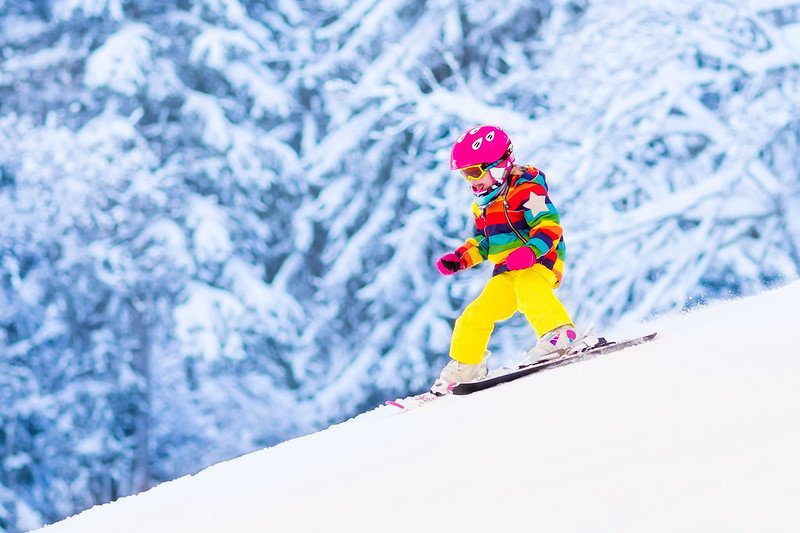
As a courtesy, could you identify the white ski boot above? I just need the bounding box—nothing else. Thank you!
[430,352,489,395]
[524,324,579,364]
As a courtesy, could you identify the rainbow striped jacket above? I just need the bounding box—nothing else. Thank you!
[455,166,566,287]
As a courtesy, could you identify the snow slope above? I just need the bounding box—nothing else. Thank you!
[37,282,800,533]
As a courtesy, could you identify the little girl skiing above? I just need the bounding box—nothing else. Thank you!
[432,125,577,395]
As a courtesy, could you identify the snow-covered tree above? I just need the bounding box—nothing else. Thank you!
[1,0,799,530]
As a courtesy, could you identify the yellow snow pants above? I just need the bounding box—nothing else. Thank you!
[450,264,573,365]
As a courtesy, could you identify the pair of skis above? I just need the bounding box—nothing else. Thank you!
[386,332,657,411]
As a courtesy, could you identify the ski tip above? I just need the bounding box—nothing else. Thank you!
[385,400,405,409]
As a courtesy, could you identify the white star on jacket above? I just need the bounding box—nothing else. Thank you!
[522,192,549,215]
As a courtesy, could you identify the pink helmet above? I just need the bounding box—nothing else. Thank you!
[450,125,514,184]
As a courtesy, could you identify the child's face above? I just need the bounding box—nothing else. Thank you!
[468,173,496,195]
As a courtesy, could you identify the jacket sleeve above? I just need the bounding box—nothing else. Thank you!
[455,202,489,268]
[518,170,563,261]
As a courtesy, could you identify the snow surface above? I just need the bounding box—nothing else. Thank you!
[36,281,800,533]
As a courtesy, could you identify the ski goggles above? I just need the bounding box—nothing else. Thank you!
[459,164,491,181]
[457,153,509,182]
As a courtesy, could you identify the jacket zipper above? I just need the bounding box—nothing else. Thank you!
[502,193,530,244]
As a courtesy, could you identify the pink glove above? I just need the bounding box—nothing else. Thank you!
[436,252,464,276]
[506,246,536,270]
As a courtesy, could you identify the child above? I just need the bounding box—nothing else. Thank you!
[432,125,577,395]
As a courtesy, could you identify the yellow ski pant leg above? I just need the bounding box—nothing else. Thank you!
[449,265,573,365]
[515,264,573,336]
[449,274,517,364]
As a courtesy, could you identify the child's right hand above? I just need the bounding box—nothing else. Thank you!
[436,252,465,275]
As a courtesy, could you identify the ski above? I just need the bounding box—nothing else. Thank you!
[385,391,442,411]
[451,332,657,395]
[384,332,657,410]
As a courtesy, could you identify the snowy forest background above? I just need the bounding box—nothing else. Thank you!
[1,0,799,530]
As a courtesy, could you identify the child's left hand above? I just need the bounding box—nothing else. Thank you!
[506,246,536,270]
